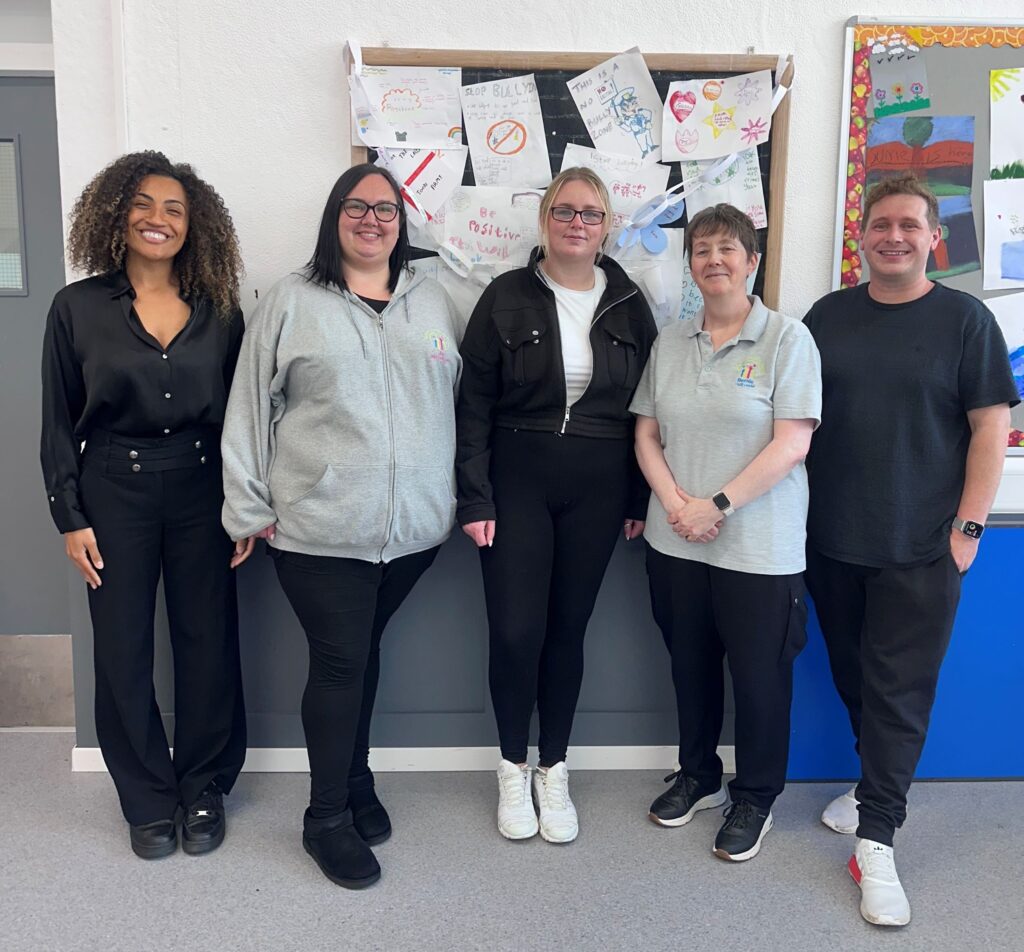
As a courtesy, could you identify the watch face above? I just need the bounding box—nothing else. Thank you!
[713,492,731,512]
[962,521,983,539]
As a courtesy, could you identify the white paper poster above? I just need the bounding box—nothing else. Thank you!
[567,48,662,162]
[440,186,544,282]
[460,74,551,187]
[990,68,1024,177]
[661,70,772,162]
[680,149,767,229]
[984,179,1024,291]
[350,65,463,149]
[375,147,468,221]
[559,143,670,232]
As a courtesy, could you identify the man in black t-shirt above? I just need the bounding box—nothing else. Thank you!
[803,174,1019,928]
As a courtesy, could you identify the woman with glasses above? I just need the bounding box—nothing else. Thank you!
[456,167,657,843]
[222,164,462,888]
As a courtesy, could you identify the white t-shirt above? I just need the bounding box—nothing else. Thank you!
[541,267,608,406]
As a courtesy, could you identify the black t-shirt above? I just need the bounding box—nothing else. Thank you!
[41,271,244,533]
[803,282,1019,568]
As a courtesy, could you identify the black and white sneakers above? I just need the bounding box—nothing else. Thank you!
[648,770,727,827]
[712,800,774,862]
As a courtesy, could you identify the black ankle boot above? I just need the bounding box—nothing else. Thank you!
[348,771,391,845]
[302,808,381,889]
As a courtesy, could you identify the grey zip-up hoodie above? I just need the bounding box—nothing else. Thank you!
[221,268,463,562]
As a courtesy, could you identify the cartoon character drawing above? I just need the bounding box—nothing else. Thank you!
[599,79,656,159]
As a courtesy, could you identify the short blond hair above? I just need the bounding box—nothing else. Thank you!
[538,167,612,261]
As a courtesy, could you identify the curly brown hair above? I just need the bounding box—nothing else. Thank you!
[66,151,243,318]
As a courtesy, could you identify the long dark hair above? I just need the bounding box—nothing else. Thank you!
[304,163,410,293]
[66,150,242,318]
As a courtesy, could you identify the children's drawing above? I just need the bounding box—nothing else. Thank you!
[375,146,468,222]
[661,71,772,162]
[984,292,1024,449]
[350,66,462,149]
[867,32,931,119]
[866,115,979,279]
[989,68,1024,179]
[440,186,544,284]
[983,180,1024,290]
[559,143,670,237]
[681,149,767,229]
[460,74,551,188]
[567,49,662,163]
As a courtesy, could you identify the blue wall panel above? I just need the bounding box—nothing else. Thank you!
[789,527,1023,780]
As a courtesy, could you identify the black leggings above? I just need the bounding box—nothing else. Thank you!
[271,545,439,819]
[481,428,631,767]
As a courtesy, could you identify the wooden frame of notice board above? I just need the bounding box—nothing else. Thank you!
[348,48,795,310]
[831,18,1024,463]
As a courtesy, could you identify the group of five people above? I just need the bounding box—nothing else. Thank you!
[41,152,1019,927]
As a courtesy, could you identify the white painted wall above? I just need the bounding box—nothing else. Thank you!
[49,0,1024,505]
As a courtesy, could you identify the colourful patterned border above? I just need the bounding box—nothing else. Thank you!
[840,25,1024,287]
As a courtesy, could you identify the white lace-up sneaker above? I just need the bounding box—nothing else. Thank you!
[532,762,578,844]
[821,786,860,834]
[496,760,538,840]
[848,838,911,927]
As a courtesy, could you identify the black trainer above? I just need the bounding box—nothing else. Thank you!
[182,784,226,855]
[349,771,392,846]
[648,770,727,827]
[713,800,774,861]
[130,818,177,859]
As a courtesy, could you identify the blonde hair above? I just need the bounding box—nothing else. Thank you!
[537,167,612,261]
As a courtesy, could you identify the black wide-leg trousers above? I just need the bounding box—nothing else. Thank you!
[805,546,961,846]
[481,428,632,767]
[81,430,246,825]
[646,545,808,811]
[271,545,439,821]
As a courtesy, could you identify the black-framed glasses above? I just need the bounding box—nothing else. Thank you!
[341,198,400,222]
[550,205,606,225]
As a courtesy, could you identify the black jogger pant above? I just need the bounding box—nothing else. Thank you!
[271,545,439,820]
[481,428,632,767]
[646,545,808,811]
[81,429,246,825]
[805,546,961,846]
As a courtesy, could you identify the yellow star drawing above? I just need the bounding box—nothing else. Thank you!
[703,102,737,139]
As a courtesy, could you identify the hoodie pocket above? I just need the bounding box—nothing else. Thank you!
[390,465,457,545]
[281,464,389,547]
[780,580,809,665]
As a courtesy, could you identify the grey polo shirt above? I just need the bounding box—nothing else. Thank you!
[630,296,822,575]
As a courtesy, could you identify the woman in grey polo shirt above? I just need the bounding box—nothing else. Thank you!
[631,204,821,862]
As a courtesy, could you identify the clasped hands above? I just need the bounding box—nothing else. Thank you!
[666,488,723,544]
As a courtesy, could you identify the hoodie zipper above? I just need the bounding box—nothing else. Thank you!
[376,309,397,563]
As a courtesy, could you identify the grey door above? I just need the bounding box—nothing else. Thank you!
[0,76,69,635]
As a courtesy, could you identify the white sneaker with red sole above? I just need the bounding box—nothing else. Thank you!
[848,838,911,927]
[821,786,859,834]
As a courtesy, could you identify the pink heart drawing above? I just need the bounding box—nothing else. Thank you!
[669,90,697,123]
[675,128,699,154]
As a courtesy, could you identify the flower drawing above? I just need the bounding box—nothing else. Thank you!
[740,116,768,145]
[736,76,761,106]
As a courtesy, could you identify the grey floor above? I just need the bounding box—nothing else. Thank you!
[2,733,1022,952]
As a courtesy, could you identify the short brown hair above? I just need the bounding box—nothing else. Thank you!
[684,204,759,262]
[538,167,612,260]
[863,174,940,230]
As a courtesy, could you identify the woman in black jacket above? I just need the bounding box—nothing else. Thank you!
[456,167,657,844]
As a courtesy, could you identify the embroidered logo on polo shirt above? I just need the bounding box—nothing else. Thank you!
[736,361,758,388]
[425,330,450,364]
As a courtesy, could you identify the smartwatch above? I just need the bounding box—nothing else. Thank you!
[712,491,735,517]
[952,516,984,540]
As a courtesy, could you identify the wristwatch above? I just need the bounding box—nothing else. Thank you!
[712,491,735,517]
[952,516,984,540]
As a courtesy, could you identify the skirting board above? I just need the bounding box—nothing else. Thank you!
[72,745,736,774]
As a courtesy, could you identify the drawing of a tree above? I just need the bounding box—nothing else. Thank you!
[903,116,933,173]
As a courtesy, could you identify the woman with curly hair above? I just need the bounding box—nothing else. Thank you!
[41,151,248,860]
